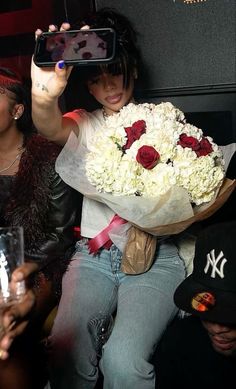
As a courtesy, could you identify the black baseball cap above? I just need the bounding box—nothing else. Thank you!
[174,221,236,324]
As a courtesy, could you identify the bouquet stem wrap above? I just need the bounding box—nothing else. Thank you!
[88,214,127,254]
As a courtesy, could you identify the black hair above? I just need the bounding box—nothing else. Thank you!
[0,67,34,139]
[72,8,140,89]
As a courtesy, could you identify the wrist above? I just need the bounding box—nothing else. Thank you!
[32,91,58,107]
[32,82,61,105]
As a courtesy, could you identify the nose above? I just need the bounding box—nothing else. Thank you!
[101,74,115,90]
[206,322,231,335]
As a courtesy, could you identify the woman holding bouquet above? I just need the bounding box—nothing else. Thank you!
[32,8,188,389]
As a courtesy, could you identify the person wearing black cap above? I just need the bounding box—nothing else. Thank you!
[154,220,236,389]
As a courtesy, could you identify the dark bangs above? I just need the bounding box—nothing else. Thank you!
[79,50,135,90]
[73,8,140,89]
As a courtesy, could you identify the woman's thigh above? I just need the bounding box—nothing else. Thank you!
[50,240,118,348]
[103,241,185,358]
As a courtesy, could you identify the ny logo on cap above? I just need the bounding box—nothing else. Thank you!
[204,249,227,278]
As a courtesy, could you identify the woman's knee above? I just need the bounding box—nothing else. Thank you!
[101,340,154,384]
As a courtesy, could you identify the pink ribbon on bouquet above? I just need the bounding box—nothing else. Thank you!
[88,214,127,254]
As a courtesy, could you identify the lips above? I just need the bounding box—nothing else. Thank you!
[106,94,122,104]
[210,336,235,350]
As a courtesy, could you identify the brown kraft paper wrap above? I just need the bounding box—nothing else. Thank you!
[121,178,235,275]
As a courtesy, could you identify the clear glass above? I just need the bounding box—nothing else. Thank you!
[0,226,25,306]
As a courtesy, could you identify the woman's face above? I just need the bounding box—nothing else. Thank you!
[202,320,236,357]
[87,72,134,116]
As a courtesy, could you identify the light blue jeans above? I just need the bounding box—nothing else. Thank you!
[48,238,185,389]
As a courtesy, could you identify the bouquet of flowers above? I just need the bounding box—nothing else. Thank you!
[86,102,224,206]
[56,102,235,273]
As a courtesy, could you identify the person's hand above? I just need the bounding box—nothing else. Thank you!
[31,23,73,102]
[0,262,38,360]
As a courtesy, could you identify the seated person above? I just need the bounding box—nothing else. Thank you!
[154,220,236,389]
[0,67,81,388]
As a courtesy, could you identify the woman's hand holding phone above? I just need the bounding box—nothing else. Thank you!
[31,22,81,146]
[31,23,73,102]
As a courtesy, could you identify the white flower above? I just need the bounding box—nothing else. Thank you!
[86,102,224,205]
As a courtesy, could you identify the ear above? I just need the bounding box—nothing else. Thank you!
[12,104,24,120]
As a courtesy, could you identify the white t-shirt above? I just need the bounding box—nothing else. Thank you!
[56,108,115,238]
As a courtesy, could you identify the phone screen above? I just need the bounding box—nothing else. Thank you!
[33,28,116,67]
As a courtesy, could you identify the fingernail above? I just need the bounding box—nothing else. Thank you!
[58,60,65,69]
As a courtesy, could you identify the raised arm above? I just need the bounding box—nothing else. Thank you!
[31,25,80,146]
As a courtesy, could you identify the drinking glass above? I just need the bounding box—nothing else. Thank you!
[0,227,25,337]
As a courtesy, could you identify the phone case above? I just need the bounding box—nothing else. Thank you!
[33,28,116,67]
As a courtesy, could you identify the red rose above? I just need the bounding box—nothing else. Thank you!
[178,133,200,151]
[132,120,146,134]
[196,137,213,156]
[136,145,160,169]
[123,120,146,150]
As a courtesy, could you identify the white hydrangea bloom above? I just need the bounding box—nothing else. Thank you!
[86,102,224,205]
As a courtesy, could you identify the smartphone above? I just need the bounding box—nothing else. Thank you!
[33,28,116,67]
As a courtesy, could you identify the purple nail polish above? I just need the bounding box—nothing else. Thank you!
[58,60,65,69]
